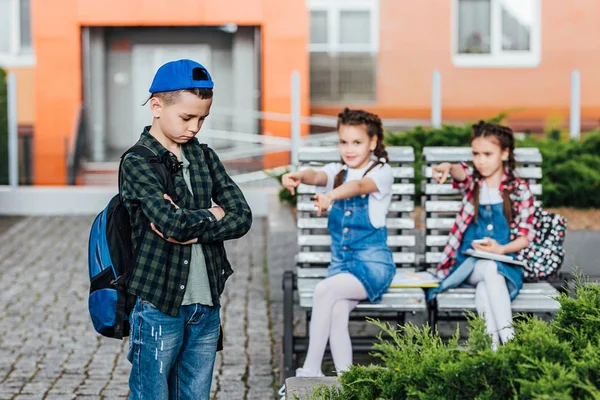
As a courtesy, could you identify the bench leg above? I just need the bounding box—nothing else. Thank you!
[428,300,438,332]
[282,270,296,382]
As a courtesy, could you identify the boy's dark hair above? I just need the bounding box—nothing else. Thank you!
[333,108,388,189]
[152,88,213,105]
[471,120,517,223]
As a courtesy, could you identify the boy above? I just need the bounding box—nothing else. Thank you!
[121,59,252,399]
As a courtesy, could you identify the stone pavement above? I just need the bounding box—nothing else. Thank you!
[0,216,275,400]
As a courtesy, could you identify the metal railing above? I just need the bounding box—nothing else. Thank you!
[66,105,86,185]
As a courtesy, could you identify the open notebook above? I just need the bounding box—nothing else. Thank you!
[390,271,440,288]
[463,249,527,267]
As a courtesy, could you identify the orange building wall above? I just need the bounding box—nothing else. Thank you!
[5,67,35,125]
[313,0,600,129]
[32,0,309,184]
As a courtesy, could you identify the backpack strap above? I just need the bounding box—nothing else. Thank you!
[118,144,176,199]
[200,144,215,196]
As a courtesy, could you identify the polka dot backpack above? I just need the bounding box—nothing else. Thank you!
[515,207,567,279]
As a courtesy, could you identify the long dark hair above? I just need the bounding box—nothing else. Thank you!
[471,120,517,223]
[333,108,388,188]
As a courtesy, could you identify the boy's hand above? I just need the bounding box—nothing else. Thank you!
[313,193,334,217]
[208,206,225,221]
[150,223,198,245]
[432,162,452,184]
[282,171,303,195]
[164,194,179,209]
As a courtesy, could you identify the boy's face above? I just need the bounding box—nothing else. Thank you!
[151,92,213,144]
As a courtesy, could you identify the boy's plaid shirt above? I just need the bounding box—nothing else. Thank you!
[436,162,536,276]
[121,129,252,316]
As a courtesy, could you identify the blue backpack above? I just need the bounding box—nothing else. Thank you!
[87,144,175,339]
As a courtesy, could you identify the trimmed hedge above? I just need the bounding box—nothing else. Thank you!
[302,277,600,400]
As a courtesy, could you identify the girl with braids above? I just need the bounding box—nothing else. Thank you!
[281,108,395,376]
[427,121,536,350]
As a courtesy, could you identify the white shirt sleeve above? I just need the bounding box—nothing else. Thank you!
[364,163,394,200]
[315,162,343,194]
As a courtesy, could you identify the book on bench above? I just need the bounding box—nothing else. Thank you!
[390,271,440,288]
[462,249,527,267]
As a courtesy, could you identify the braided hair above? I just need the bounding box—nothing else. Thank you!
[333,108,388,189]
[471,120,517,223]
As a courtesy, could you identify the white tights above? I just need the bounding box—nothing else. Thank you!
[467,259,514,346]
[301,273,368,376]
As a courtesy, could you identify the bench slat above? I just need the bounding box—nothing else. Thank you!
[298,183,414,195]
[422,147,542,164]
[426,218,455,229]
[298,252,416,265]
[423,166,542,180]
[298,235,416,247]
[426,235,448,247]
[299,146,414,163]
[297,267,421,282]
[425,201,461,213]
[298,218,415,230]
[426,252,442,264]
[298,165,414,179]
[424,183,542,196]
[436,283,559,313]
[298,278,426,310]
[297,200,414,213]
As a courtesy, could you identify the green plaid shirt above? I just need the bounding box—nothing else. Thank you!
[121,128,252,316]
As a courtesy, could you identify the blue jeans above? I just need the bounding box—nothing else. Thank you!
[127,297,220,400]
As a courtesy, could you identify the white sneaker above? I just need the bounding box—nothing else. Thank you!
[278,384,286,400]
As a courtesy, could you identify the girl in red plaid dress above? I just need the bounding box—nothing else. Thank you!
[426,121,536,350]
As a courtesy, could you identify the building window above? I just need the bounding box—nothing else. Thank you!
[453,0,541,68]
[0,0,35,68]
[308,0,379,103]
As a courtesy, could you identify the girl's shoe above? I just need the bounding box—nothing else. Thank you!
[278,384,286,400]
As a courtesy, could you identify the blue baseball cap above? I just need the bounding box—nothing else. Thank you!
[143,59,214,104]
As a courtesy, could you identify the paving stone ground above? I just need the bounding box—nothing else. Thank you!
[0,215,275,400]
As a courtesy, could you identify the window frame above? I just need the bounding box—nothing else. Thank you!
[308,0,379,54]
[0,0,35,68]
[451,0,542,68]
[308,0,379,104]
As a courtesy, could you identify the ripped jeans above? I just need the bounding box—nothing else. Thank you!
[127,297,220,400]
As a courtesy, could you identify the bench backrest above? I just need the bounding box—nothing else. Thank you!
[296,146,416,271]
[421,146,543,267]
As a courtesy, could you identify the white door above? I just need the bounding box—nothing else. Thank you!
[130,44,211,145]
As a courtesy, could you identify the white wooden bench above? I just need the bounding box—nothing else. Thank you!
[282,146,427,380]
[421,147,560,326]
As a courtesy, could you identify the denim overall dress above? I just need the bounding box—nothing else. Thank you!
[427,203,524,301]
[327,188,396,304]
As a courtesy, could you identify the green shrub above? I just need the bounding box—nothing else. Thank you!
[0,68,8,185]
[305,280,600,400]
[268,168,297,206]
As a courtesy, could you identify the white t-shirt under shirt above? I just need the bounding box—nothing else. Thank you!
[316,161,394,228]
[479,182,503,205]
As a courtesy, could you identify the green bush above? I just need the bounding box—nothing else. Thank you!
[305,278,600,400]
[0,68,8,185]
[268,168,297,207]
